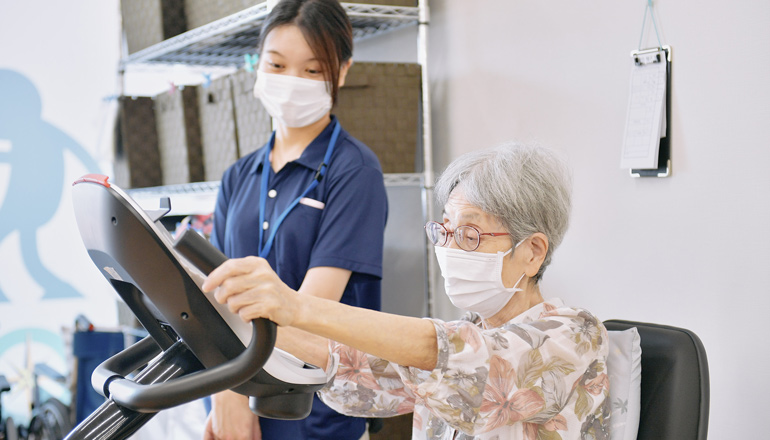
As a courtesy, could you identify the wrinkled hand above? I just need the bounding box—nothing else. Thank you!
[203,391,261,440]
[202,256,300,326]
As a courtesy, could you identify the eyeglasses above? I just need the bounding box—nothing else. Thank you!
[424,221,510,252]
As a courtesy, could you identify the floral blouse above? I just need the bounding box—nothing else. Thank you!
[318,299,610,440]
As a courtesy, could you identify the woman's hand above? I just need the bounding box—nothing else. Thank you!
[202,257,438,371]
[202,256,300,326]
[203,257,331,368]
[203,390,261,440]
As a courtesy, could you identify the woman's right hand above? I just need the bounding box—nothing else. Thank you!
[203,390,261,440]
[202,256,301,327]
[204,257,438,372]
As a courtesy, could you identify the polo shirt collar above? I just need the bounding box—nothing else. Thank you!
[250,115,339,175]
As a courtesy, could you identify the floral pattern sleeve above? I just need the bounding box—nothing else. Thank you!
[318,299,610,440]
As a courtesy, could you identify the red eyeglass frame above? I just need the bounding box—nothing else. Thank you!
[424,221,510,252]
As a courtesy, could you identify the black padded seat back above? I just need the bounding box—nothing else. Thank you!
[604,320,710,440]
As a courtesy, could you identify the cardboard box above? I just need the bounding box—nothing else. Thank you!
[353,0,417,7]
[184,0,260,29]
[115,97,163,188]
[154,87,205,185]
[198,77,240,181]
[230,70,273,158]
[121,0,187,54]
[335,62,421,173]
[184,1,416,31]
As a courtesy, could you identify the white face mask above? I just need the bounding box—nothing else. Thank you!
[434,244,526,319]
[253,71,333,128]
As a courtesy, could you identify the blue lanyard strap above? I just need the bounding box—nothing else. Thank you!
[257,120,341,258]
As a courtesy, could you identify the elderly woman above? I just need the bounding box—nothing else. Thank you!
[203,144,610,440]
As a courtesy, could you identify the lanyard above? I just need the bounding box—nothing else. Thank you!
[257,120,341,258]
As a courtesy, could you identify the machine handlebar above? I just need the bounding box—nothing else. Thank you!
[90,228,277,412]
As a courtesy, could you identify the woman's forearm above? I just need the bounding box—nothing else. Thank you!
[275,326,330,368]
[204,257,439,371]
[293,294,438,371]
[273,298,439,372]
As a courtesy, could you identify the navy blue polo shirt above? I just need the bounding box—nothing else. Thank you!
[211,116,387,439]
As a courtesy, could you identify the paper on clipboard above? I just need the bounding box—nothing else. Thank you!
[620,50,667,169]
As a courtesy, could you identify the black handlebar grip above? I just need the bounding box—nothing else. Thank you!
[174,229,227,275]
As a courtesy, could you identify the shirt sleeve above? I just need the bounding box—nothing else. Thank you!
[318,341,416,418]
[309,163,387,280]
[209,167,233,253]
[401,307,610,435]
[319,306,610,437]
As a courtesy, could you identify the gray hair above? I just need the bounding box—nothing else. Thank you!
[434,143,572,282]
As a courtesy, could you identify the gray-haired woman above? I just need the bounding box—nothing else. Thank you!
[204,144,610,440]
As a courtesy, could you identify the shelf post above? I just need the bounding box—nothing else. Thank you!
[417,0,436,318]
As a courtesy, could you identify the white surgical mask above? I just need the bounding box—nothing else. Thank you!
[253,71,333,128]
[434,243,526,319]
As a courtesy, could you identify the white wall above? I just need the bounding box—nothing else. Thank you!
[428,0,770,437]
[0,0,122,422]
[1,0,766,435]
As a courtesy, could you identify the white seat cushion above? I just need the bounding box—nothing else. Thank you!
[607,328,642,440]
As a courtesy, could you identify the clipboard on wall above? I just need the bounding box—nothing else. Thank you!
[620,45,672,177]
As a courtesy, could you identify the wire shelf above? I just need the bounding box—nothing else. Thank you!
[121,2,418,70]
[125,173,422,215]
[127,181,222,196]
[383,173,423,186]
[126,173,422,198]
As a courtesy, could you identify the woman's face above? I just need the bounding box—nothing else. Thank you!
[260,24,325,80]
[443,189,526,288]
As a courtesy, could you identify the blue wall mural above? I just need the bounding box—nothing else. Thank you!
[0,69,101,301]
[0,69,108,423]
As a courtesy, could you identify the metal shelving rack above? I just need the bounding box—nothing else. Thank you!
[122,0,437,316]
[121,3,419,69]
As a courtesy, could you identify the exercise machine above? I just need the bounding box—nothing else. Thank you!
[65,174,327,440]
[26,363,72,440]
[0,375,18,440]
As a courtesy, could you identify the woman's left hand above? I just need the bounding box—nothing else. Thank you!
[202,256,300,326]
